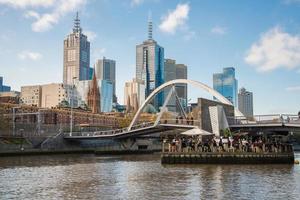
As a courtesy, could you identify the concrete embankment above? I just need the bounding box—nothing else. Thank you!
[161,152,295,164]
[0,134,162,157]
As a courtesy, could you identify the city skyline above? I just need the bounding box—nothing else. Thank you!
[1,0,300,114]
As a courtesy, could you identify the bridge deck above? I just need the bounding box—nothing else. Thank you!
[64,123,196,140]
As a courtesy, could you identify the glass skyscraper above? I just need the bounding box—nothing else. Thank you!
[99,80,113,112]
[213,67,238,106]
[238,87,253,118]
[94,57,116,103]
[136,16,164,109]
[0,77,11,92]
[164,59,188,112]
[63,12,90,85]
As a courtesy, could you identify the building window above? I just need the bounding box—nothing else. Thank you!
[67,49,76,62]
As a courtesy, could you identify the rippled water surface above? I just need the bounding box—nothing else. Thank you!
[1,153,300,200]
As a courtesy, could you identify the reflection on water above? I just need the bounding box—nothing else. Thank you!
[0,153,300,200]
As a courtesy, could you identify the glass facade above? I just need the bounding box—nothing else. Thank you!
[213,67,238,106]
[0,77,11,92]
[63,14,90,85]
[99,80,113,112]
[94,58,116,103]
[238,87,253,117]
[89,67,94,80]
[136,40,164,109]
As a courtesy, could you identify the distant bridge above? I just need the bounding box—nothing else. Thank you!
[64,79,300,140]
[64,115,300,140]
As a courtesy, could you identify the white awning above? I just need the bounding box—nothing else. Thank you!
[180,128,213,136]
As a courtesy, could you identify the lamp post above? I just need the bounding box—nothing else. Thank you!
[12,106,21,136]
[70,77,77,136]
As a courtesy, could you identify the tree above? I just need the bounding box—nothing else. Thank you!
[223,128,232,138]
[59,99,69,108]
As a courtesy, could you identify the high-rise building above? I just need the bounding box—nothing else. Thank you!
[99,80,113,112]
[63,12,90,85]
[94,57,116,102]
[175,64,188,111]
[136,15,164,109]
[213,67,238,106]
[0,76,11,92]
[164,59,188,112]
[124,78,145,112]
[164,59,176,111]
[238,87,253,118]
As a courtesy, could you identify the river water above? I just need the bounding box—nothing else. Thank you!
[0,153,300,200]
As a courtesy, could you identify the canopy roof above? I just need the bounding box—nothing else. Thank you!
[180,128,213,136]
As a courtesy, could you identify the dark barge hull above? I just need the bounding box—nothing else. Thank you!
[161,152,295,164]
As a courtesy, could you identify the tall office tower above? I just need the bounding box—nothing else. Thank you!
[124,78,145,112]
[164,59,187,112]
[94,57,117,102]
[0,77,11,92]
[238,87,253,118]
[175,64,188,111]
[213,67,238,107]
[164,59,177,111]
[63,12,90,85]
[136,15,164,109]
[99,80,113,112]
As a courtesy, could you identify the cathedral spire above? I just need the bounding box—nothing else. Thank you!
[148,11,153,40]
[73,11,82,33]
[87,67,101,113]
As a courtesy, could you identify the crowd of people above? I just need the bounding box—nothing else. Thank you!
[163,135,293,154]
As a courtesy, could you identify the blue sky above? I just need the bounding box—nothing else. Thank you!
[0,0,300,114]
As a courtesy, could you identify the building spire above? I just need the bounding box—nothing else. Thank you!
[148,11,153,40]
[73,11,82,33]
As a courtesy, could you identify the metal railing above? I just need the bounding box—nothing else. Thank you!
[65,122,155,137]
[64,118,200,138]
[228,114,300,126]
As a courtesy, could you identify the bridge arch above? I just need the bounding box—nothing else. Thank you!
[128,79,244,131]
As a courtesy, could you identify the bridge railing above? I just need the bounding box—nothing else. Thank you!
[228,114,300,126]
[65,121,156,137]
[159,118,200,126]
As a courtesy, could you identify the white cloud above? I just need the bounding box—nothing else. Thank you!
[131,0,143,7]
[245,26,300,72]
[83,30,97,41]
[24,10,40,19]
[18,51,42,61]
[211,26,226,35]
[159,3,190,34]
[286,86,300,91]
[0,0,55,8]
[32,0,87,32]
[1,0,87,32]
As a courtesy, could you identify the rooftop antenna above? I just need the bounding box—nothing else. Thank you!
[73,11,82,33]
[148,11,153,40]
